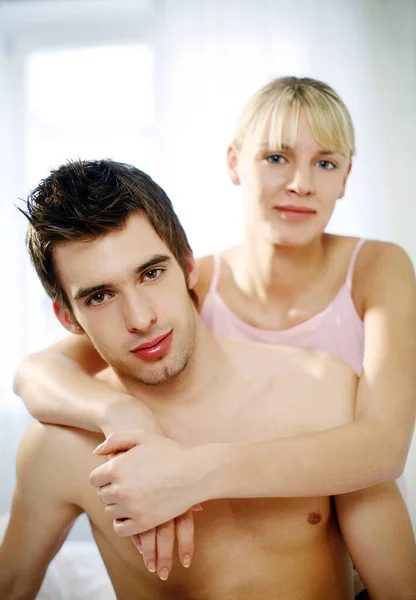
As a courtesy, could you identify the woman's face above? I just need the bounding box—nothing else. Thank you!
[228,109,352,247]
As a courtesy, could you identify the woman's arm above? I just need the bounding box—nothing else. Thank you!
[334,482,416,599]
[14,334,162,436]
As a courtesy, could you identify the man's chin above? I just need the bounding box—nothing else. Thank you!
[120,360,188,387]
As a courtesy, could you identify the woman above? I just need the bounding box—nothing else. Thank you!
[14,77,416,596]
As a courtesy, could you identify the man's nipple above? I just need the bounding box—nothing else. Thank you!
[307,512,322,525]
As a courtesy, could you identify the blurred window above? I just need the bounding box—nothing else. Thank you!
[23,42,155,352]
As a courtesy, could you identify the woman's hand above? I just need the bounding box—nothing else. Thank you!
[91,429,207,579]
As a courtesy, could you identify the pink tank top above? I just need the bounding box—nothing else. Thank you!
[201,239,366,375]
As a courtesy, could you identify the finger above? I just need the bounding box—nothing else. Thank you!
[105,504,133,520]
[140,527,157,573]
[113,517,141,537]
[175,510,195,568]
[155,520,175,580]
[131,534,142,554]
[96,484,114,505]
[94,429,146,455]
[89,463,113,488]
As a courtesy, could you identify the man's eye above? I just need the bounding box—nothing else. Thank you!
[142,268,163,282]
[87,292,108,306]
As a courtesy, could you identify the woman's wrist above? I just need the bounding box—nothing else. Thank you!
[192,442,241,502]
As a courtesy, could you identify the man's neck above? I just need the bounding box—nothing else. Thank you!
[113,322,232,418]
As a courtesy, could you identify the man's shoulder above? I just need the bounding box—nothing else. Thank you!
[285,346,356,380]
[260,346,357,425]
[223,339,358,405]
[235,338,355,378]
[223,340,357,428]
[20,420,104,457]
[17,421,105,501]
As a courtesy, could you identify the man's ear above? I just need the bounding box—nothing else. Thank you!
[53,301,84,335]
[226,144,241,185]
[338,160,352,199]
[186,253,198,290]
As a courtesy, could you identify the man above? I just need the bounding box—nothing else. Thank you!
[0,160,414,599]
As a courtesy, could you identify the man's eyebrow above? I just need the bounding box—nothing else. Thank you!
[73,283,113,303]
[73,254,172,302]
[133,254,172,276]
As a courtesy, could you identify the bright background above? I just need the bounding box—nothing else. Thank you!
[0,0,415,541]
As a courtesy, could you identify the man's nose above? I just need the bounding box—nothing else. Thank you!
[123,291,157,333]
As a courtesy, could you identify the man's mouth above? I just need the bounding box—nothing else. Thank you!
[131,331,172,352]
[130,330,174,362]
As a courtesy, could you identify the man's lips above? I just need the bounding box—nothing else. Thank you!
[131,331,172,353]
[130,330,174,362]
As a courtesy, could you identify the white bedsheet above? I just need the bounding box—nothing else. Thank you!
[0,515,115,599]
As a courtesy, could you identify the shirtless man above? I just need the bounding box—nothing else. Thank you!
[0,160,414,599]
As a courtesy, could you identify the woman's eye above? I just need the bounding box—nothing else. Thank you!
[142,268,163,282]
[316,160,336,170]
[267,154,286,164]
[87,292,109,306]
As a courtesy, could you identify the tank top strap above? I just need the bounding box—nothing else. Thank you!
[207,254,223,294]
[345,239,366,290]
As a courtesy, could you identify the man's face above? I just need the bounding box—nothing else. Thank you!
[54,213,197,386]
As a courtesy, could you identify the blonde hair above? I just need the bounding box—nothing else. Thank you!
[234,76,355,157]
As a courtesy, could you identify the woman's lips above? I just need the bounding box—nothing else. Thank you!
[275,205,316,222]
[131,330,173,361]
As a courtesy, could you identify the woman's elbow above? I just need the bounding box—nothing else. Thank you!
[12,355,30,397]
[389,454,406,480]
[383,433,409,481]
[12,353,42,409]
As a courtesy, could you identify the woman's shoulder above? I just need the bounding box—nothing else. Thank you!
[349,237,413,278]
[327,234,412,273]
[194,246,242,309]
[194,255,215,309]
[345,237,415,308]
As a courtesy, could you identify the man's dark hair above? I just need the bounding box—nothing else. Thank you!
[21,159,197,316]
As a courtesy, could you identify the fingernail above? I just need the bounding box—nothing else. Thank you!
[193,504,203,511]
[159,567,169,581]
[182,554,191,568]
[93,442,104,454]
[147,560,156,573]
